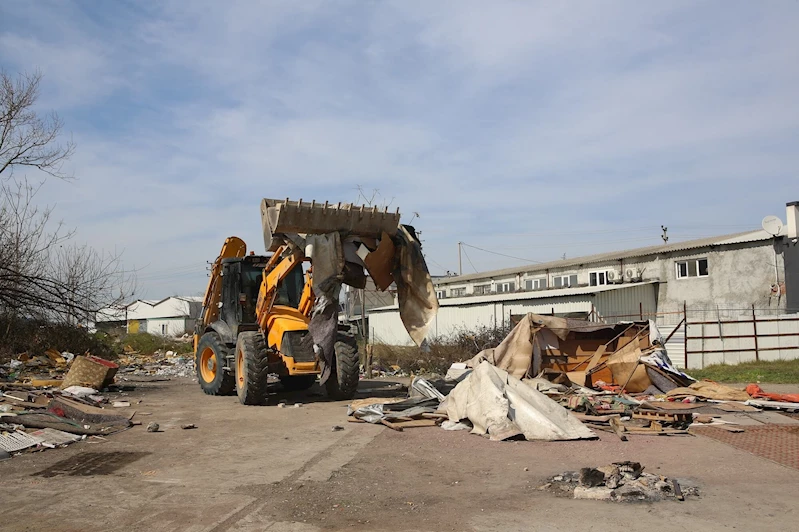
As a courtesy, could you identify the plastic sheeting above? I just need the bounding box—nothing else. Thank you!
[446,362,597,441]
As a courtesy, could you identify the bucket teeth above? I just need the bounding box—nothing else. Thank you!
[260,198,401,251]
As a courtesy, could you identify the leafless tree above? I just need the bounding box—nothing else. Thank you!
[0,71,134,332]
[0,179,135,325]
[1,70,75,179]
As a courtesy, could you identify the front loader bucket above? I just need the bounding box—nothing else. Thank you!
[261,198,401,251]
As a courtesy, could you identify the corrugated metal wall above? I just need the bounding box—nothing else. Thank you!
[685,314,799,369]
[369,284,658,346]
[594,284,658,323]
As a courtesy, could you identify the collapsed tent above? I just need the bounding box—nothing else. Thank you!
[467,313,693,393]
[445,362,597,441]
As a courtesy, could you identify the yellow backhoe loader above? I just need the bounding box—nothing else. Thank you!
[193,198,404,404]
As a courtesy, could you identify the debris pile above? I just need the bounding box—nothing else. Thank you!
[541,462,699,502]
[1,349,76,385]
[348,313,799,441]
[0,346,190,461]
[117,349,195,378]
[1,381,135,460]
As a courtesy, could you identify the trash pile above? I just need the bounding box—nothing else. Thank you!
[540,462,699,502]
[1,349,76,386]
[348,313,799,440]
[0,351,162,461]
[117,348,194,378]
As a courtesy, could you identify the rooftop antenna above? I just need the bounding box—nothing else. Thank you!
[661,225,669,243]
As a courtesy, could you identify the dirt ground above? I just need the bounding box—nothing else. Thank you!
[2,378,799,532]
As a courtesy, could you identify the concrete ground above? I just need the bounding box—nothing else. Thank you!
[2,378,799,532]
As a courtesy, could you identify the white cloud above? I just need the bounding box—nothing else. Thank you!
[2,1,798,293]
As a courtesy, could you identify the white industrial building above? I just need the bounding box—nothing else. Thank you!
[369,202,799,368]
[95,296,203,337]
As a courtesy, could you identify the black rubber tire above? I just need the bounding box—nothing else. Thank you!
[235,331,270,405]
[279,375,317,391]
[324,333,360,400]
[195,332,235,396]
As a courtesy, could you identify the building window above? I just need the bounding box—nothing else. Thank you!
[161,323,167,335]
[676,258,709,279]
[553,274,578,288]
[450,287,466,297]
[589,271,608,286]
[474,284,492,295]
[525,278,547,290]
[436,290,446,299]
[497,282,515,293]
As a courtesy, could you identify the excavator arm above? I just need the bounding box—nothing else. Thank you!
[254,243,310,331]
[193,236,247,351]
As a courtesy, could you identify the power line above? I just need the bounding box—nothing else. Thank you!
[461,242,543,264]
[460,246,479,273]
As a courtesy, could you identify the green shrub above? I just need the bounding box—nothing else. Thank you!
[370,323,513,374]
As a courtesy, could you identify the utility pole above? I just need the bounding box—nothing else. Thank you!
[458,242,463,276]
[360,288,367,343]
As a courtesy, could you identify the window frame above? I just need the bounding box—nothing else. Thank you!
[675,258,709,279]
[474,284,492,295]
[553,274,578,288]
[525,278,546,290]
[589,270,609,287]
[450,287,466,297]
[497,281,515,293]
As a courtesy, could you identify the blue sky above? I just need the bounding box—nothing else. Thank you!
[1,1,798,298]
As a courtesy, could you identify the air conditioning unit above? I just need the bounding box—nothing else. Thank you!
[607,270,624,283]
[625,268,643,281]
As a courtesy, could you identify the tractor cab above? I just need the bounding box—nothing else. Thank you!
[219,254,304,337]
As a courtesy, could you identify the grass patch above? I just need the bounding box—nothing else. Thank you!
[689,359,799,384]
[121,332,193,355]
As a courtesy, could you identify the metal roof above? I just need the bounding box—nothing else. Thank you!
[370,280,658,311]
[436,229,778,286]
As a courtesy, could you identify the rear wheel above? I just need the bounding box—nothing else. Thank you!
[196,332,235,396]
[279,375,317,391]
[325,333,360,400]
[235,332,270,405]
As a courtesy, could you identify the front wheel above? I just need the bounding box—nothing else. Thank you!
[324,334,360,400]
[235,332,269,405]
[196,332,235,396]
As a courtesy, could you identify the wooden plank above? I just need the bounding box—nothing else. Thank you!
[379,419,403,431]
[608,417,628,441]
[391,419,438,429]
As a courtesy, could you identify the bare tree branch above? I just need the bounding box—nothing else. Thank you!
[0,178,135,325]
[0,70,75,180]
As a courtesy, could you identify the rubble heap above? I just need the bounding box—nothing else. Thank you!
[541,462,699,502]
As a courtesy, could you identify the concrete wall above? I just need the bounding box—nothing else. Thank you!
[653,241,785,316]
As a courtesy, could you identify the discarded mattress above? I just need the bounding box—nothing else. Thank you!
[446,361,596,442]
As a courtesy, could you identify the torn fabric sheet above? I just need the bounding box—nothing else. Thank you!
[446,362,596,441]
[304,233,344,292]
[392,225,439,346]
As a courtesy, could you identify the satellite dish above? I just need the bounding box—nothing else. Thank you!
[762,215,783,236]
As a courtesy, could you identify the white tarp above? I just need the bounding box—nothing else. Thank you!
[446,361,596,441]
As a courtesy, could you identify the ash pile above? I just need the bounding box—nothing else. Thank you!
[541,461,699,502]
